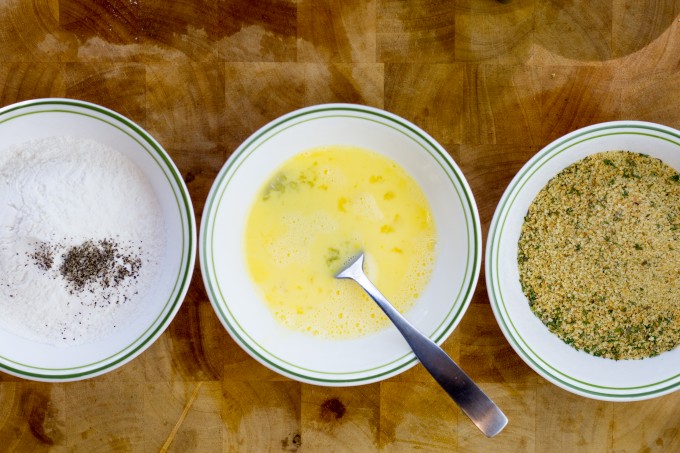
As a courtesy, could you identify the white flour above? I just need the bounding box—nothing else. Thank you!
[0,136,165,345]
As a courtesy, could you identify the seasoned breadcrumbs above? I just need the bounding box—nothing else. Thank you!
[518,151,680,360]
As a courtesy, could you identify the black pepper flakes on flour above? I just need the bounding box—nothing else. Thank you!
[29,241,56,271]
[24,238,145,307]
[58,239,142,294]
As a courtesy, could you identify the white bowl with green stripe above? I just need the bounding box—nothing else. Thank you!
[0,98,195,381]
[487,121,680,401]
[201,104,481,385]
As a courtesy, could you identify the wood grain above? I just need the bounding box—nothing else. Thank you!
[218,0,297,62]
[298,0,376,63]
[0,0,679,451]
[64,62,146,119]
[454,0,534,64]
[0,63,64,105]
[377,0,456,63]
[380,382,458,451]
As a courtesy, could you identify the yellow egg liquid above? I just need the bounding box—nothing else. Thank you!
[244,145,437,338]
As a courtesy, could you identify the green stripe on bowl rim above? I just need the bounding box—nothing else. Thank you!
[0,99,195,381]
[487,121,680,400]
[201,104,481,385]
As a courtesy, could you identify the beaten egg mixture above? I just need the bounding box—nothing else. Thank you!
[245,146,437,338]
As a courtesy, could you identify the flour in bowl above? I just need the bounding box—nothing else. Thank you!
[0,136,165,345]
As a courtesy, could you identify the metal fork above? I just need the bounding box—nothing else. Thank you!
[336,252,508,437]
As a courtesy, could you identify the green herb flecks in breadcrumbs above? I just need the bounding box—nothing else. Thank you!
[518,151,680,360]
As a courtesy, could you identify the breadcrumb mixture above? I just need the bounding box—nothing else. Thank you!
[518,151,680,360]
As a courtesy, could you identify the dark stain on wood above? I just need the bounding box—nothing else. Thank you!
[21,389,55,445]
[320,397,346,421]
[281,432,301,450]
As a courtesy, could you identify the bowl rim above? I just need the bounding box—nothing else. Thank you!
[486,120,680,401]
[0,98,196,381]
[200,103,482,385]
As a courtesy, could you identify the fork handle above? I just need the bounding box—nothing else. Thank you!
[343,267,508,437]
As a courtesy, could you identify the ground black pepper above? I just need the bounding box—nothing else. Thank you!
[29,242,55,271]
[58,239,142,294]
[25,237,144,309]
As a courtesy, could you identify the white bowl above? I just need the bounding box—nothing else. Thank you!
[0,98,196,381]
[486,121,680,401]
[201,104,481,385]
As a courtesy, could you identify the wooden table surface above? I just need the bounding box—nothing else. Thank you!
[1,0,680,451]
